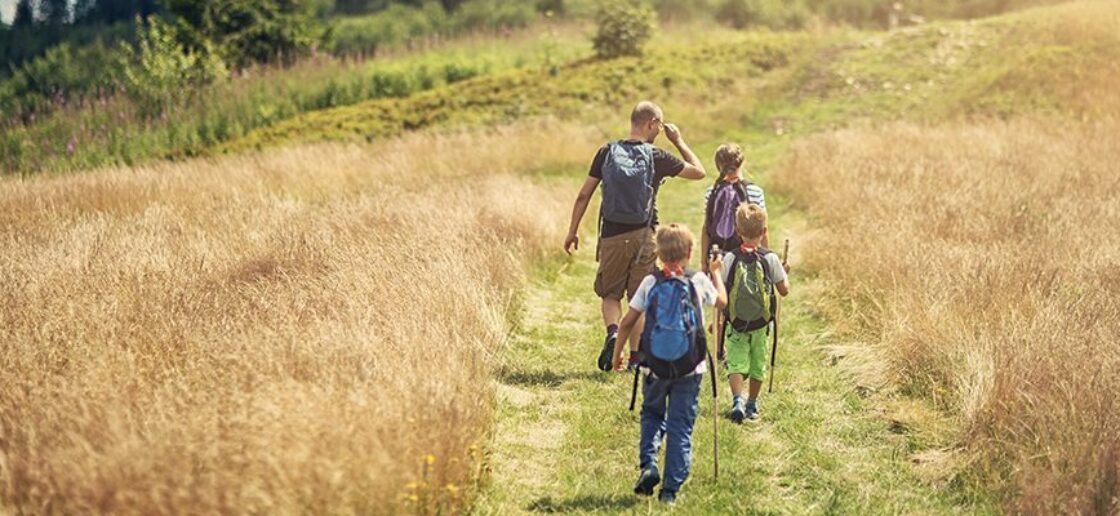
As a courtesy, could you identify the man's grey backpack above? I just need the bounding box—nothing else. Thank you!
[600,142,655,225]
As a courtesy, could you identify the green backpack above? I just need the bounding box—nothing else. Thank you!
[725,248,777,332]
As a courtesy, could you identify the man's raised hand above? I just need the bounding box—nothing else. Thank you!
[664,123,682,145]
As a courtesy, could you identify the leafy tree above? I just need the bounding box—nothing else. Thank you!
[72,0,98,22]
[333,0,387,14]
[592,0,654,59]
[439,0,465,11]
[717,0,810,30]
[90,0,157,24]
[40,0,70,26]
[164,0,321,68]
[119,16,227,116]
[13,0,35,28]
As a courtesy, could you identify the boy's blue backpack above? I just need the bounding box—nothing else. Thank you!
[639,271,708,379]
[705,180,754,251]
[600,141,655,225]
[725,248,777,332]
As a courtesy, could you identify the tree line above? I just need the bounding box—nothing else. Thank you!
[1,0,501,76]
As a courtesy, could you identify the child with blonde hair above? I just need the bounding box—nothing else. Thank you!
[611,223,727,505]
[720,204,789,423]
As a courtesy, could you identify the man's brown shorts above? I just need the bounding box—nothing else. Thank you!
[594,228,656,301]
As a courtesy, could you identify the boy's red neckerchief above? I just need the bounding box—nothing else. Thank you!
[740,243,759,254]
[662,264,684,277]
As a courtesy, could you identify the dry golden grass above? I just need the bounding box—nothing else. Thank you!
[0,119,599,514]
[774,118,1120,512]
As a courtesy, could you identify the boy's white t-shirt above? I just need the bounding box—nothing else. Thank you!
[629,271,719,376]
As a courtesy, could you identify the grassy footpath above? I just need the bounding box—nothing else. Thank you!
[475,163,997,513]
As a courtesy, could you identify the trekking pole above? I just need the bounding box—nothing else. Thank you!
[768,239,790,393]
[707,245,721,481]
[628,366,639,411]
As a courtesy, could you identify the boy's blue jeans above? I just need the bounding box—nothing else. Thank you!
[639,372,702,493]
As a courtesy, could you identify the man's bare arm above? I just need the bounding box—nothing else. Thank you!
[664,123,706,180]
[564,176,600,254]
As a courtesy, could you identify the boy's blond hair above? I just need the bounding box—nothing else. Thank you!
[715,143,744,176]
[656,224,693,264]
[736,204,767,240]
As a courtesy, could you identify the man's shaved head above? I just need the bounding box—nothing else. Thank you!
[630,101,663,127]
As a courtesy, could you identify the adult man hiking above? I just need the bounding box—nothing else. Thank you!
[563,101,706,371]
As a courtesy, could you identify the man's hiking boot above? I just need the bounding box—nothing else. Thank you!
[730,396,746,424]
[658,489,677,506]
[745,398,760,422]
[633,465,660,496]
[597,332,617,372]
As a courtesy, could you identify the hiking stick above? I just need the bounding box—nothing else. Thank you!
[707,350,719,481]
[707,245,721,481]
[629,366,639,411]
[768,239,790,393]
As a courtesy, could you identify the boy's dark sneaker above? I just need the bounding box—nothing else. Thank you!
[597,332,617,372]
[658,489,677,506]
[633,465,660,496]
[730,396,746,424]
[745,398,760,422]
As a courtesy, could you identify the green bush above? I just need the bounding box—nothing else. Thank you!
[652,0,718,22]
[805,0,882,27]
[326,0,539,58]
[0,42,123,117]
[592,0,655,59]
[119,17,227,117]
[326,3,448,56]
[451,0,537,32]
[164,0,322,68]
[717,0,810,30]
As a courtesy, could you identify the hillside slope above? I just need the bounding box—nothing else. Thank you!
[231,1,1119,155]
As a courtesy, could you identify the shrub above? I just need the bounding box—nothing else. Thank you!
[451,0,537,32]
[804,0,882,27]
[592,0,655,59]
[327,3,448,56]
[119,17,227,117]
[326,0,537,58]
[652,0,718,22]
[717,0,810,30]
[164,0,322,68]
[0,42,123,118]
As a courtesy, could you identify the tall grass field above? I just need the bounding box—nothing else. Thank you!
[1,0,1118,513]
[774,119,1120,513]
[0,121,598,513]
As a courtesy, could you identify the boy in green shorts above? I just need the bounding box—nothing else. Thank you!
[720,204,790,423]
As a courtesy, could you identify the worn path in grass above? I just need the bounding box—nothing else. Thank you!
[476,161,995,514]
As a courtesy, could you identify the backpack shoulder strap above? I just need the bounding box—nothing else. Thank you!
[679,273,701,333]
[725,249,745,292]
[753,249,778,309]
[642,143,656,183]
[735,181,752,202]
[646,270,669,321]
[754,249,772,279]
[704,184,718,236]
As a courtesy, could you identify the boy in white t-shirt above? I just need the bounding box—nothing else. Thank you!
[721,204,790,423]
[610,223,727,505]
